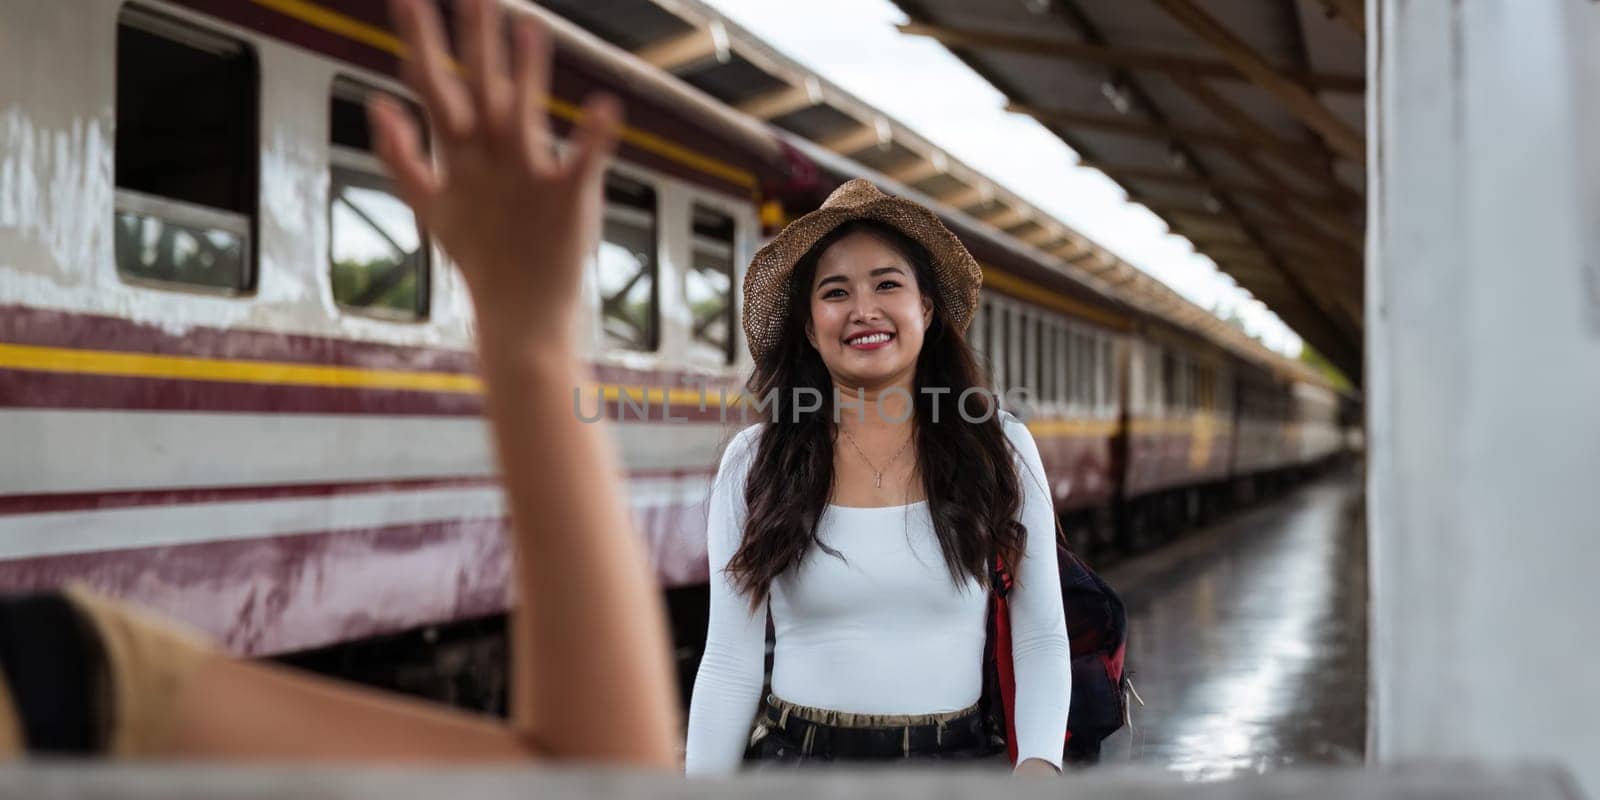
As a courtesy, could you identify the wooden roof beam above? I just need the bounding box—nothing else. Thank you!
[886,152,948,185]
[1192,233,1362,298]
[1317,0,1366,38]
[1169,75,1359,203]
[1007,103,1323,164]
[1047,237,1093,261]
[1152,201,1360,259]
[1194,241,1360,280]
[895,22,1364,93]
[1018,226,1060,246]
[635,21,730,73]
[977,203,1031,230]
[1150,0,1366,164]
[1221,147,1365,237]
[899,11,1358,371]
[1082,160,1349,212]
[820,117,892,155]
[935,182,993,211]
[736,76,824,120]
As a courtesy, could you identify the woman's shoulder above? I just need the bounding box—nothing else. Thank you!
[996,410,1045,465]
[729,422,763,453]
[997,409,1033,443]
[994,412,1050,503]
[716,423,764,476]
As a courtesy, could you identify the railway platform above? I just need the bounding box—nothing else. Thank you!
[1099,467,1366,778]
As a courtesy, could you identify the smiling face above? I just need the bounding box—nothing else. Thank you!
[804,229,934,391]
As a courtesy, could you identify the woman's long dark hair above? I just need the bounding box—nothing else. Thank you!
[724,219,1026,608]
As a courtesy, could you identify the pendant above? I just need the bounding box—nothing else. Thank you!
[874,471,882,488]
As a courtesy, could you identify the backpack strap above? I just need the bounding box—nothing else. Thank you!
[989,555,1012,599]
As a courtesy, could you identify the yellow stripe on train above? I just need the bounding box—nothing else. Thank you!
[0,342,736,406]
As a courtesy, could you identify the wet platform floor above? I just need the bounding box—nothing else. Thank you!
[1097,466,1368,780]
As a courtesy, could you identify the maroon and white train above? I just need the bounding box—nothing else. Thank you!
[0,0,1353,689]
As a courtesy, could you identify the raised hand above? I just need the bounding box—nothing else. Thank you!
[369,0,621,353]
[369,0,681,766]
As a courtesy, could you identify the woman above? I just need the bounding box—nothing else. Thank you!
[684,180,1071,774]
[0,0,678,766]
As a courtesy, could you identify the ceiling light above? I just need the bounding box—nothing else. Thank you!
[1100,80,1131,114]
[1166,144,1188,170]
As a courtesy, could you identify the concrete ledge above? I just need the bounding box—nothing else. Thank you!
[0,762,1582,800]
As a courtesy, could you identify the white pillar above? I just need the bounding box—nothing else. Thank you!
[1368,0,1600,793]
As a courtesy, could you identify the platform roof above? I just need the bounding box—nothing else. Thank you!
[888,0,1366,383]
[535,0,1339,387]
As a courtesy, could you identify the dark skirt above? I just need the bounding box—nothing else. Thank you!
[745,693,997,767]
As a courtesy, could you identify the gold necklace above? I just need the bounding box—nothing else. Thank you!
[841,429,914,488]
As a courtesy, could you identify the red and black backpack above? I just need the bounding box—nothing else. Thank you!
[982,522,1131,766]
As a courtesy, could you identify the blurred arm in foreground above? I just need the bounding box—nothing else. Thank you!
[0,0,678,769]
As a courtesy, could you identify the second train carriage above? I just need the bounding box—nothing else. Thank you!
[0,0,1353,703]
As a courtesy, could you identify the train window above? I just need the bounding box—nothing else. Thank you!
[1056,324,1068,409]
[688,204,736,364]
[1089,334,1103,413]
[983,304,997,389]
[1021,312,1037,397]
[1131,344,1145,414]
[114,6,257,292]
[1088,331,1100,409]
[998,305,1011,393]
[328,80,429,320]
[1062,329,1077,410]
[968,302,981,369]
[970,300,989,380]
[1101,338,1115,413]
[1040,319,1055,405]
[1079,332,1095,409]
[1031,315,1044,401]
[1154,351,1165,411]
[1009,309,1026,401]
[986,302,1000,388]
[1064,331,1077,408]
[996,304,1012,393]
[1019,312,1032,395]
[1161,352,1177,412]
[1036,313,1049,400]
[1088,332,1100,412]
[598,173,658,351]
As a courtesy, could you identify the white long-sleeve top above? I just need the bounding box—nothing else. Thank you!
[684,414,1070,774]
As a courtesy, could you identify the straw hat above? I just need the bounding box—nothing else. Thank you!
[742,178,983,363]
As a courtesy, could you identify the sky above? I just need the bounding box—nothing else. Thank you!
[698,0,1304,357]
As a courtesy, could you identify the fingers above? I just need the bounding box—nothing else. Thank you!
[457,0,514,140]
[367,95,441,221]
[513,17,555,171]
[390,0,474,139]
[565,94,623,187]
